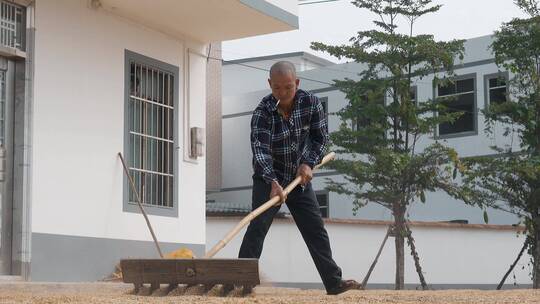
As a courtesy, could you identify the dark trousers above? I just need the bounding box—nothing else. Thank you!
[238,177,342,291]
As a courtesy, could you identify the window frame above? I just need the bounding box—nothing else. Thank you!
[123,50,180,217]
[410,85,417,105]
[433,73,478,139]
[318,96,328,117]
[484,71,509,110]
[315,190,330,218]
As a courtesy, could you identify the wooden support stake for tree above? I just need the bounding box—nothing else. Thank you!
[405,223,428,290]
[497,240,528,290]
[361,226,391,288]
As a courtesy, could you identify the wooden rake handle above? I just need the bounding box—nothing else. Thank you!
[118,152,164,258]
[204,152,336,258]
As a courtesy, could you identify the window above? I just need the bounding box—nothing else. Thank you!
[316,192,329,218]
[410,86,417,105]
[0,1,25,51]
[352,94,385,143]
[124,51,179,216]
[485,73,508,107]
[319,96,328,116]
[436,76,476,137]
[398,86,417,129]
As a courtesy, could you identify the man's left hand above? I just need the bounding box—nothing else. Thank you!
[296,164,313,186]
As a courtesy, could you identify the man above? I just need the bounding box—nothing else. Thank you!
[238,61,361,295]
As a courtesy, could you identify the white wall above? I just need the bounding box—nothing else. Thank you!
[31,0,206,245]
[207,217,532,286]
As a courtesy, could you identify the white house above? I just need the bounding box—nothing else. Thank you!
[206,36,532,288]
[0,0,299,281]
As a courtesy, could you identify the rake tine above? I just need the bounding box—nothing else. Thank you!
[207,284,236,297]
[241,284,255,296]
[137,284,152,296]
[222,284,235,297]
[151,283,178,296]
[226,285,248,297]
[205,284,222,297]
[183,284,208,295]
[166,283,178,294]
[167,284,188,296]
[150,282,160,293]
[130,283,142,295]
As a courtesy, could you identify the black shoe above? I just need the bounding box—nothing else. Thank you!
[327,279,362,295]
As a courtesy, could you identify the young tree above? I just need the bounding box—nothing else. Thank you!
[462,0,540,288]
[311,0,472,289]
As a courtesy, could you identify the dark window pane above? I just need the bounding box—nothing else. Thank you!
[489,87,507,104]
[354,95,385,143]
[439,93,475,135]
[454,93,474,106]
[438,82,455,96]
[489,77,506,88]
[410,88,416,102]
[319,97,328,114]
[316,193,328,218]
[456,78,474,93]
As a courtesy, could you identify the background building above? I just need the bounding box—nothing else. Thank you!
[208,35,519,225]
[206,35,531,288]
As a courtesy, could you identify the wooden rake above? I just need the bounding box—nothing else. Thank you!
[117,152,335,296]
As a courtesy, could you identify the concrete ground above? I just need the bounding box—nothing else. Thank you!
[0,282,539,304]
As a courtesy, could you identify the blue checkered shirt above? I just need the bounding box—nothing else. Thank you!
[251,89,329,186]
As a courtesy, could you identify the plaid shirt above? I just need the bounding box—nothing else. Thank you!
[251,89,329,186]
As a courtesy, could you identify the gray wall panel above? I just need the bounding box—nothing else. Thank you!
[31,233,204,282]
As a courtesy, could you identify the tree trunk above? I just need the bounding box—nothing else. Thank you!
[534,214,540,289]
[393,204,406,290]
[405,223,428,290]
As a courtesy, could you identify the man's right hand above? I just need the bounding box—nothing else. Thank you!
[270,180,287,204]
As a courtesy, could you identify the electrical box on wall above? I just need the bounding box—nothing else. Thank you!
[190,127,205,159]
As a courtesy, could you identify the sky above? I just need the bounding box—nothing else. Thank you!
[222,0,528,63]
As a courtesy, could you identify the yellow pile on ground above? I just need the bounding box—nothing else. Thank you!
[106,248,195,281]
[164,248,195,259]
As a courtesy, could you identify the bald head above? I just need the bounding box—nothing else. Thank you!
[269,61,297,79]
[268,61,299,104]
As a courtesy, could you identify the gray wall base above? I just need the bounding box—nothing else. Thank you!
[30,232,204,282]
[269,282,533,290]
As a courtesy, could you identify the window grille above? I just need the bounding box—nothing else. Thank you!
[127,61,175,208]
[1,1,25,51]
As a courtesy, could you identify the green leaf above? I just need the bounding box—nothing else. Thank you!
[420,191,426,203]
[453,167,457,180]
[483,210,489,224]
